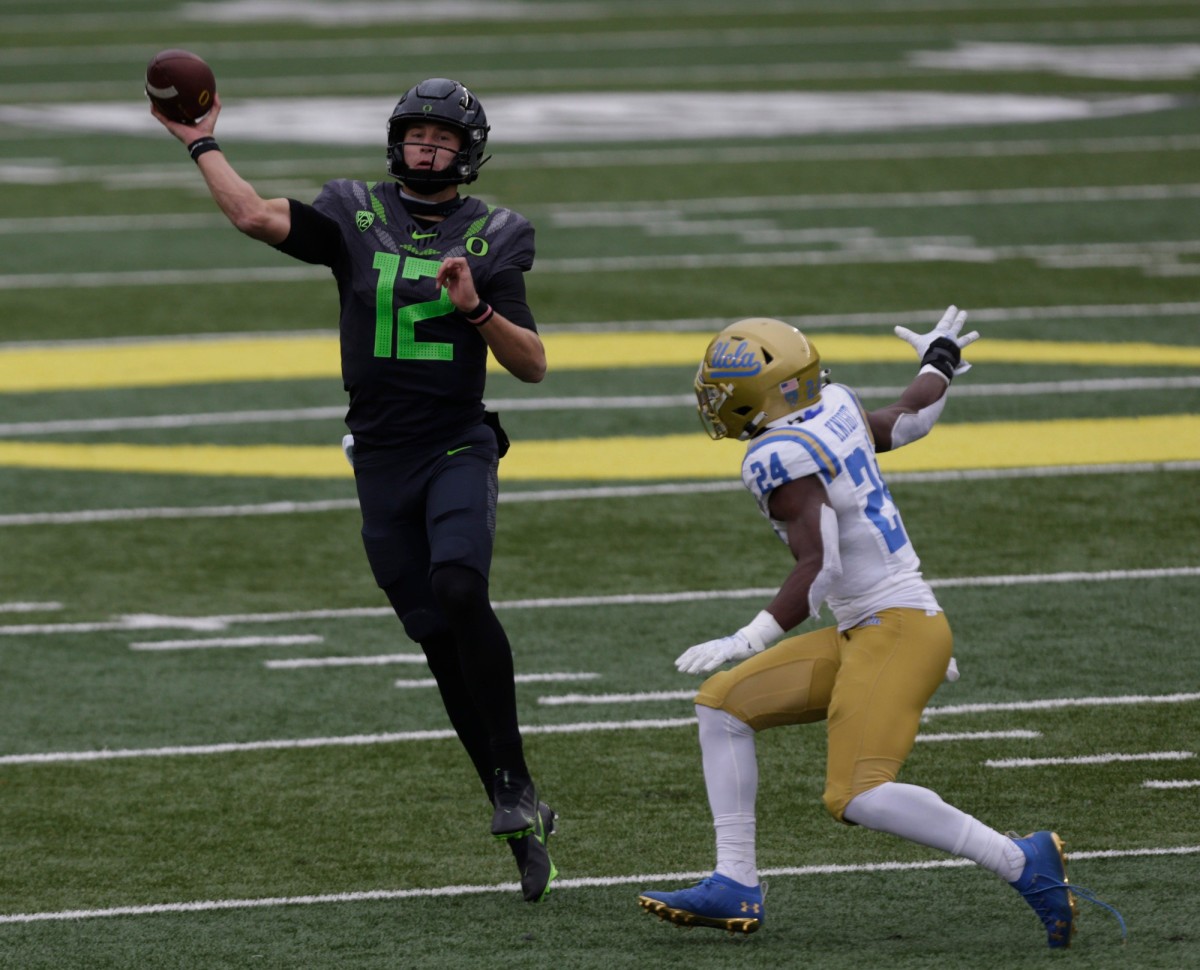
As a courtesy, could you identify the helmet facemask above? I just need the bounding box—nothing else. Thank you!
[386,78,491,192]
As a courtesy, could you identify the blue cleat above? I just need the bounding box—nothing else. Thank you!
[1010,831,1077,948]
[1009,831,1127,949]
[638,873,764,934]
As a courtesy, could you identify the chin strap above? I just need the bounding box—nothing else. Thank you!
[397,189,467,217]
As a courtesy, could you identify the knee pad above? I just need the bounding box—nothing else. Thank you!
[398,607,449,644]
[430,563,488,613]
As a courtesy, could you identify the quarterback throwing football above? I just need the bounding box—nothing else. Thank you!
[152,78,556,903]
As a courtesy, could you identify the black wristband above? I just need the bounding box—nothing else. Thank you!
[920,336,961,381]
[187,137,220,162]
[464,300,494,326]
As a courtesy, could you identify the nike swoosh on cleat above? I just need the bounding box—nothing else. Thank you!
[446,445,472,456]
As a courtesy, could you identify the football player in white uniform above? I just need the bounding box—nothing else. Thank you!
[638,308,1124,947]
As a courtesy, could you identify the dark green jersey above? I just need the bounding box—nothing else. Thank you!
[288,179,536,448]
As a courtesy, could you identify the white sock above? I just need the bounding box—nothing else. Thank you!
[843,782,1025,882]
[697,705,759,887]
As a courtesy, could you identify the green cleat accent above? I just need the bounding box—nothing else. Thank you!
[509,801,558,903]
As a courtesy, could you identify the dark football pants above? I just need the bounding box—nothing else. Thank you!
[352,422,526,792]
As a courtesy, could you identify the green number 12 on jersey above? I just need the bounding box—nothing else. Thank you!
[372,252,455,360]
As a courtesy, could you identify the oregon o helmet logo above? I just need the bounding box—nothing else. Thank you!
[422,104,432,113]
[198,89,212,107]
[465,237,488,256]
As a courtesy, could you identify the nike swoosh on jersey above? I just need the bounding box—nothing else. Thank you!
[412,231,438,240]
[447,445,472,456]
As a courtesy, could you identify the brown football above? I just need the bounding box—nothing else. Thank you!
[145,49,216,124]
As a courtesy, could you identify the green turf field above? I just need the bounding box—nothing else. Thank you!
[1,1,1198,967]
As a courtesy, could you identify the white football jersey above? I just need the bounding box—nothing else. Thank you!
[740,383,940,629]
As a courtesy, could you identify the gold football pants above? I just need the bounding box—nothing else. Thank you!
[695,607,952,821]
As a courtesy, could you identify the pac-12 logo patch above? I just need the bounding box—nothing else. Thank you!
[355,210,375,232]
[708,340,762,378]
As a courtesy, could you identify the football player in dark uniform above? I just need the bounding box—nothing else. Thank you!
[152,78,556,903]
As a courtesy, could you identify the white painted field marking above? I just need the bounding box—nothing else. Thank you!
[5,230,1199,290]
[4,135,1199,188]
[0,406,346,436]
[925,692,1200,717]
[542,690,1200,712]
[265,653,426,669]
[1143,780,1200,789]
[0,717,697,766]
[911,730,1041,742]
[540,690,694,706]
[6,375,1198,438]
[0,601,61,613]
[3,300,1194,348]
[6,459,1200,528]
[7,18,1193,66]
[0,844,1194,924]
[987,751,1194,768]
[1,89,1177,143]
[395,672,598,689]
[3,692,1193,766]
[129,635,323,652]
[912,41,1200,81]
[544,183,1200,221]
[2,568,1198,636]
[4,19,1195,68]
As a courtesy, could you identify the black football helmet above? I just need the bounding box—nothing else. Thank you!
[386,78,490,192]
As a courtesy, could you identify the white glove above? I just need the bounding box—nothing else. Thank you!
[894,305,980,377]
[341,433,355,469]
[674,610,786,676]
[675,632,759,676]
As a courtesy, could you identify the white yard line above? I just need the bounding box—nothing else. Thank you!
[0,601,61,613]
[987,751,1194,768]
[925,692,1200,717]
[394,672,599,689]
[0,717,697,766]
[1143,779,1200,789]
[3,693,1195,766]
[4,135,1199,187]
[4,232,1198,289]
[5,376,1199,437]
[129,635,323,651]
[3,20,1195,65]
[2,567,1197,636]
[265,653,426,669]
[0,844,1194,924]
[7,461,1200,529]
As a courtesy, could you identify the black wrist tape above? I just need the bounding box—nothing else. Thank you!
[921,336,962,381]
[187,137,221,162]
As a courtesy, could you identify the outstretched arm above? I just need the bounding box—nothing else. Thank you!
[150,94,291,244]
[869,304,980,452]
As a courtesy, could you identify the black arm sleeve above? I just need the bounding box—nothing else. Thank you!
[273,199,342,266]
[483,268,536,331]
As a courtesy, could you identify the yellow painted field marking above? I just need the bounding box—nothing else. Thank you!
[0,415,1195,480]
[2,332,1199,393]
